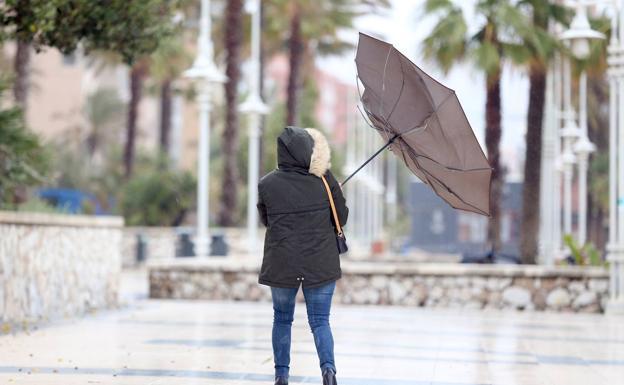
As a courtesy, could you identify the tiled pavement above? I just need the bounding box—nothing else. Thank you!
[1,273,624,384]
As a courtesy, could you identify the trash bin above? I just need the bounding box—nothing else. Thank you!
[136,233,147,263]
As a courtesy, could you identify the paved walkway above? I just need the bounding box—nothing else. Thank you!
[2,282,624,384]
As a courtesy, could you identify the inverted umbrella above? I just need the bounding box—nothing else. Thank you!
[344,33,492,216]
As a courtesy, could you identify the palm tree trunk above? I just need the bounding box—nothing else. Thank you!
[159,78,173,157]
[286,6,303,126]
[13,39,30,113]
[124,62,147,178]
[217,0,243,227]
[519,63,546,263]
[486,69,503,253]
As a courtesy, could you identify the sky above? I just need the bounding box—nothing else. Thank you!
[316,0,529,181]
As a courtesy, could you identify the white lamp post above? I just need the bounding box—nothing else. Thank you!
[560,56,580,238]
[559,0,604,241]
[606,0,624,313]
[574,71,596,245]
[241,0,269,254]
[560,2,606,58]
[185,0,227,257]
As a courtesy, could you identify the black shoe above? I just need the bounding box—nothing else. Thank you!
[322,368,337,385]
[274,376,288,385]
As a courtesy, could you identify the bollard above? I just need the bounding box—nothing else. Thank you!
[136,233,146,264]
[176,228,195,257]
[210,233,228,256]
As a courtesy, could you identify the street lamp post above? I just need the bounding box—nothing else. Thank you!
[560,0,624,312]
[607,0,624,313]
[241,0,269,254]
[574,71,596,245]
[558,0,604,244]
[560,55,579,238]
[560,0,604,248]
[185,0,226,257]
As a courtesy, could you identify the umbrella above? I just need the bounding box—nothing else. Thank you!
[344,33,492,216]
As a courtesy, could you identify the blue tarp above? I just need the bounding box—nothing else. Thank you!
[36,188,107,215]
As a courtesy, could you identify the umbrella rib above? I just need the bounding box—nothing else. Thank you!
[379,45,393,118]
[382,48,406,125]
[358,64,434,139]
[356,75,392,141]
[360,95,395,142]
[418,153,492,172]
[396,50,440,107]
[356,67,400,142]
[360,53,424,139]
[415,159,489,216]
[432,93,464,166]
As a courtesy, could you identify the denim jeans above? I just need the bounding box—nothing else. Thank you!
[271,281,336,378]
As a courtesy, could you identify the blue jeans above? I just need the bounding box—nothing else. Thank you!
[271,281,336,378]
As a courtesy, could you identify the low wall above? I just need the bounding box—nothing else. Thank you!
[149,259,610,313]
[0,211,123,325]
[122,227,261,266]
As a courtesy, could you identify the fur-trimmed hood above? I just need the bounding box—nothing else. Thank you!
[305,128,331,177]
[277,126,330,177]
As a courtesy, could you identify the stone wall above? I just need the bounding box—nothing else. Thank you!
[0,211,123,325]
[122,227,262,266]
[149,259,610,313]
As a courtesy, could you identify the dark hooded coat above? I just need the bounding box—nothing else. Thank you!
[257,126,348,288]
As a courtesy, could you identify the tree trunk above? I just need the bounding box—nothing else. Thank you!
[286,7,303,126]
[519,63,546,264]
[217,0,243,227]
[486,69,503,253]
[159,78,173,157]
[124,62,147,178]
[13,39,30,113]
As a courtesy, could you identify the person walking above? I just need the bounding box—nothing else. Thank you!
[257,126,348,385]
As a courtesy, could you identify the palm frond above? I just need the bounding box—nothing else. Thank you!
[472,40,500,75]
[422,4,467,73]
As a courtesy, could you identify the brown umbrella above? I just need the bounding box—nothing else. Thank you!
[344,33,492,216]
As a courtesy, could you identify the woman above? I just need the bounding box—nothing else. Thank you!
[257,126,348,385]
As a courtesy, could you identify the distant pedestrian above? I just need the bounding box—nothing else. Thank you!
[257,126,348,385]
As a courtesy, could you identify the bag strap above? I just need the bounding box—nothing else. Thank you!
[321,175,343,236]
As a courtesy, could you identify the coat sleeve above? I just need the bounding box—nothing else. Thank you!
[257,183,268,227]
[325,171,348,227]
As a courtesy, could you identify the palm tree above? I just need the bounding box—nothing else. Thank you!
[13,40,30,111]
[149,34,192,157]
[216,0,244,227]
[423,0,532,253]
[124,59,149,178]
[517,0,569,263]
[264,0,389,126]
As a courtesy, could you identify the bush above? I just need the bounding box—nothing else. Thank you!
[0,80,49,208]
[562,234,605,266]
[121,168,196,226]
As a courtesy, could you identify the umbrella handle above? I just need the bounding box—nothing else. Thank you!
[340,133,400,186]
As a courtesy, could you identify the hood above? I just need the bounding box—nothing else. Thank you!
[277,126,331,177]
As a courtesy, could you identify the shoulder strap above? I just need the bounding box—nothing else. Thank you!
[321,175,343,236]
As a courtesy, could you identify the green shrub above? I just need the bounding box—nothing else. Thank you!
[562,234,606,267]
[121,169,196,226]
[0,80,49,208]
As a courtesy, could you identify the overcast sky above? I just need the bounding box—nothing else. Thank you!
[317,0,529,180]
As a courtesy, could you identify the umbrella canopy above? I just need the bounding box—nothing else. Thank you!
[354,33,492,216]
